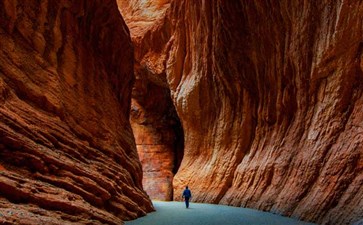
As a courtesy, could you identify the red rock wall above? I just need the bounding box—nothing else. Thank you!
[119,0,363,224]
[129,88,183,201]
[118,0,184,201]
[0,0,153,224]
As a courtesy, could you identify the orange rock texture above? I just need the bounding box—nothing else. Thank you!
[0,0,153,224]
[118,0,184,201]
[129,95,183,201]
[118,0,363,224]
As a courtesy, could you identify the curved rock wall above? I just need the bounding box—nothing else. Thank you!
[0,0,153,224]
[118,0,184,201]
[129,82,183,201]
[119,0,363,224]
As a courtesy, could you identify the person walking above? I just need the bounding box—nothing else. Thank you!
[182,186,192,208]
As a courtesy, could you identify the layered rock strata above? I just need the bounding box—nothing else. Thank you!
[0,0,153,224]
[119,0,363,224]
[130,92,183,201]
[118,0,184,201]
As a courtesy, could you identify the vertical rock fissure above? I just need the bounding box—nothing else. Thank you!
[117,0,186,201]
[130,83,184,201]
[171,115,184,175]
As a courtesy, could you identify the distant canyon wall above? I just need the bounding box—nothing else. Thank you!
[118,0,363,224]
[118,0,184,201]
[0,0,153,224]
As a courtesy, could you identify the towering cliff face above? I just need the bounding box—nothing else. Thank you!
[118,0,184,201]
[119,0,363,224]
[0,0,153,224]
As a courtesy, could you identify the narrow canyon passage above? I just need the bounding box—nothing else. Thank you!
[0,0,362,225]
[118,1,363,225]
[129,82,184,201]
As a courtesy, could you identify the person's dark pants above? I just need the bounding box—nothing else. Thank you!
[184,197,190,208]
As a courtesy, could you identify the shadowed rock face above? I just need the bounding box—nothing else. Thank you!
[119,0,363,224]
[129,92,184,201]
[0,0,153,224]
[118,0,184,201]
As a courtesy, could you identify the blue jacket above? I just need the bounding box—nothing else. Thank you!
[183,189,192,198]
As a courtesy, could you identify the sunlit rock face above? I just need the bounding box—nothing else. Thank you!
[0,0,153,224]
[118,0,184,201]
[119,0,363,224]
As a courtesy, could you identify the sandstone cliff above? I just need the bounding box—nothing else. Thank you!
[119,0,363,224]
[118,0,184,201]
[0,0,153,224]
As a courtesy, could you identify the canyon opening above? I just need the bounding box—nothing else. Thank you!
[0,0,362,225]
[129,80,184,201]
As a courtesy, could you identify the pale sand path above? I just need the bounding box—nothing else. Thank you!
[125,201,316,225]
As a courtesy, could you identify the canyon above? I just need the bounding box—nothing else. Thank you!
[0,0,152,224]
[0,0,362,225]
[119,0,363,225]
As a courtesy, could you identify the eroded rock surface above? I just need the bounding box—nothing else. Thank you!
[129,89,183,201]
[118,0,184,201]
[0,0,153,224]
[119,1,363,224]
